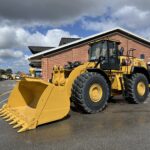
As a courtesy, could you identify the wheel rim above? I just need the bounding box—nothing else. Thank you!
[89,84,103,102]
[137,81,146,96]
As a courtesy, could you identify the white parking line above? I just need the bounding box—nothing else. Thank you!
[0,84,14,87]
[0,99,7,104]
[0,90,11,97]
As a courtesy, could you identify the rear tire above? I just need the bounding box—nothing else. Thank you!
[71,72,110,113]
[124,73,149,104]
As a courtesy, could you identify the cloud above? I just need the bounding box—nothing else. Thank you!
[114,6,150,30]
[0,0,149,27]
[0,26,79,49]
[0,51,29,72]
[81,4,150,39]
[0,26,79,72]
[10,56,30,73]
[25,29,79,47]
[0,48,28,72]
[0,0,109,27]
[0,58,3,63]
[0,1,150,37]
[81,19,118,32]
[0,49,23,59]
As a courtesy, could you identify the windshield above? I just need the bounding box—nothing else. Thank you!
[89,41,107,61]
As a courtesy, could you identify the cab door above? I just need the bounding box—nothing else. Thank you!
[101,41,120,70]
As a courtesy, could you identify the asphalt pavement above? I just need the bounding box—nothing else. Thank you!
[0,80,150,150]
[0,80,16,95]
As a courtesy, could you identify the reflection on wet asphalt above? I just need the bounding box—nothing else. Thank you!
[0,81,150,150]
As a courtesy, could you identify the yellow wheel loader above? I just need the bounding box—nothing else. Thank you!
[1,40,150,132]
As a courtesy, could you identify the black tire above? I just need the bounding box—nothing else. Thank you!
[124,73,149,104]
[71,72,110,113]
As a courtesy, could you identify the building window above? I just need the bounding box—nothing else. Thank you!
[140,54,145,59]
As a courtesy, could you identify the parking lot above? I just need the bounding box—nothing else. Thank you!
[0,80,150,150]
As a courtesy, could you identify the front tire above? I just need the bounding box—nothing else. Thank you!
[71,72,110,113]
[124,73,149,104]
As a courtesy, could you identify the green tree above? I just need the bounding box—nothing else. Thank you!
[0,69,6,75]
[6,69,13,75]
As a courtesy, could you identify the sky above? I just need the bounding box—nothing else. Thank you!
[0,0,150,73]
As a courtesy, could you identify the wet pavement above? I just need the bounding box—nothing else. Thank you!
[0,80,16,95]
[0,80,150,150]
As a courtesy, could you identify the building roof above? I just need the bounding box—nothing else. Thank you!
[28,46,55,54]
[59,37,81,46]
[28,27,150,60]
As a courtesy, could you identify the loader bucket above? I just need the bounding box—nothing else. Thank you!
[0,78,70,132]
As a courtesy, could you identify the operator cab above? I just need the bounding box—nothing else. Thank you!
[89,40,121,70]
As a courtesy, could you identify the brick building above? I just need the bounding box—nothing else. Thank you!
[28,28,150,81]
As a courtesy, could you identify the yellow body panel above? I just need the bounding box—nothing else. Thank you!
[111,74,123,91]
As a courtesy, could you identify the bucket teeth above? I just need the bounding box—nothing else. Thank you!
[0,113,5,117]
[18,126,27,133]
[0,111,8,117]
[3,115,9,119]
[0,109,3,113]
[9,119,18,125]
[0,104,7,112]
[5,114,14,121]
[2,104,7,109]
[0,111,4,115]
[6,116,14,122]
[0,110,7,115]
[0,104,31,133]
[0,105,8,113]
[13,122,24,129]
[3,113,12,119]
[5,118,11,122]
